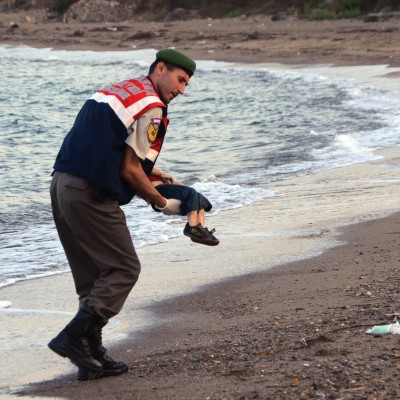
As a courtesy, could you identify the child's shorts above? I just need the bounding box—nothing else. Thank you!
[152,184,212,216]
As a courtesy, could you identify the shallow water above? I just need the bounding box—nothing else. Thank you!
[1,47,400,288]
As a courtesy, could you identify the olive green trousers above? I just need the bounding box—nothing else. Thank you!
[50,172,141,321]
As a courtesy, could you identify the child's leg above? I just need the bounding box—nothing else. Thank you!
[187,209,206,227]
[198,209,205,227]
[187,210,199,227]
[153,185,218,245]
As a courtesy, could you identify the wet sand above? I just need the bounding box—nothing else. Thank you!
[0,145,398,399]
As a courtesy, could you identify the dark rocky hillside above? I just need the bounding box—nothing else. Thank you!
[1,0,399,21]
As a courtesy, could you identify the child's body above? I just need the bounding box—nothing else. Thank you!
[149,167,219,246]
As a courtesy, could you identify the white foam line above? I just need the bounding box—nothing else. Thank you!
[0,308,74,316]
[0,301,11,308]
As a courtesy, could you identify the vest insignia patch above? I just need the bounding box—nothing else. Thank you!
[147,118,161,142]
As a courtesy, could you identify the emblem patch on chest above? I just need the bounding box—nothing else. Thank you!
[147,118,161,142]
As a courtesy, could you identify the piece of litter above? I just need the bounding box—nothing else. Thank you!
[365,321,400,335]
[300,338,308,347]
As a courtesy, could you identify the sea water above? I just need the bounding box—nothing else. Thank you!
[1,47,400,289]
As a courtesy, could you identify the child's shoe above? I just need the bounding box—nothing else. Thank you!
[183,223,219,246]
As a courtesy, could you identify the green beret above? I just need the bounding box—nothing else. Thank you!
[156,48,196,77]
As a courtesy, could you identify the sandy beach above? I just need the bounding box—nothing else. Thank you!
[1,8,400,400]
[2,143,400,399]
[1,9,400,67]
[19,210,400,400]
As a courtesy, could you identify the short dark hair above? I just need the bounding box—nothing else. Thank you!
[148,59,178,75]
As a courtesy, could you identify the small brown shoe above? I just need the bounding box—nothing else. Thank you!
[183,223,219,246]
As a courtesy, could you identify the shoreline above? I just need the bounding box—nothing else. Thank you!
[17,209,400,399]
[1,144,400,399]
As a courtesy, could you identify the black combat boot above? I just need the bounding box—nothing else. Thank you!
[48,309,103,373]
[77,329,128,381]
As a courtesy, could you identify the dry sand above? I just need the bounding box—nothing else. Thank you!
[16,212,400,400]
[1,10,400,66]
[1,8,400,400]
